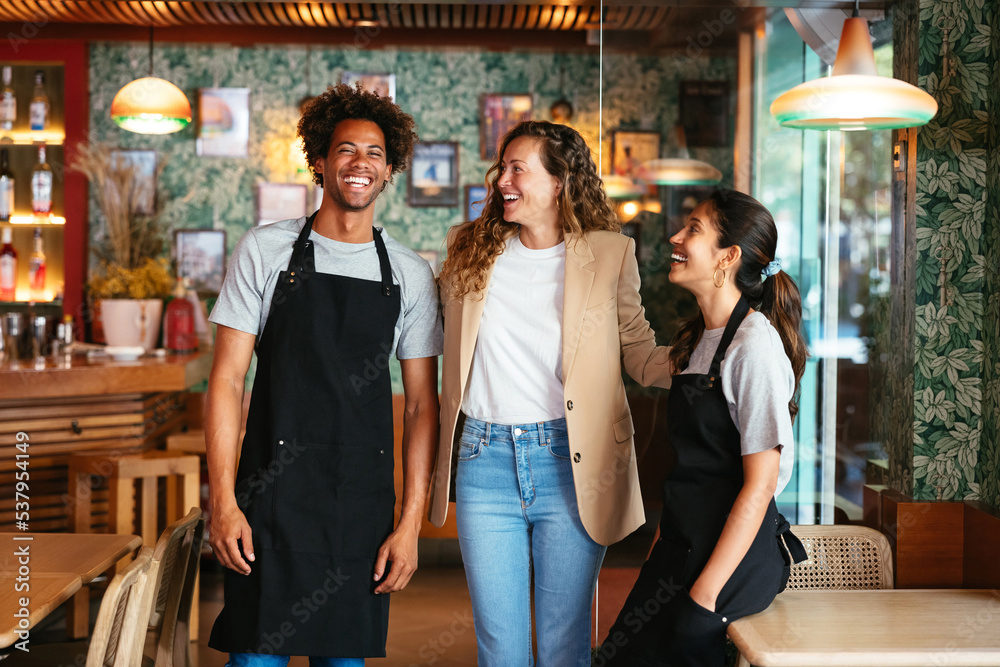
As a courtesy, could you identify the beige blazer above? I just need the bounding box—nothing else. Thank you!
[428,229,673,546]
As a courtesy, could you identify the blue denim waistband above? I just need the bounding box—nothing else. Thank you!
[463,416,568,442]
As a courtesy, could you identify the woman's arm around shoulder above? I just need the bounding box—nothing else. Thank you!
[615,235,673,388]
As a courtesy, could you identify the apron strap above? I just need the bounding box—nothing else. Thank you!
[371,227,394,297]
[708,295,750,379]
[776,513,808,564]
[288,212,319,275]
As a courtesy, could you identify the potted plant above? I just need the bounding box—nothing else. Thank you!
[73,142,173,350]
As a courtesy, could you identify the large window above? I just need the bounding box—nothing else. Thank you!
[753,9,893,524]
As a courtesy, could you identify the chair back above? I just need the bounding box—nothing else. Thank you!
[786,524,893,590]
[148,507,205,667]
[86,546,156,667]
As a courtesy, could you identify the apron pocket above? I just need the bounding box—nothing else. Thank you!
[275,441,385,557]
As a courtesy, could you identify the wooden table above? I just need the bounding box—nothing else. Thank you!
[0,532,141,647]
[728,589,1000,666]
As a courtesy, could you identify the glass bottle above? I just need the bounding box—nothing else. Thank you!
[0,226,16,301]
[0,148,13,223]
[28,227,44,301]
[29,70,49,132]
[0,66,16,131]
[31,144,52,220]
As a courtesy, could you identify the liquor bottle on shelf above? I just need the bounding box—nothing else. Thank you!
[0,227,16,301]
[31,144,52,221]
[0,148,13,223]
[29,70,49,132]
[0,67,15,132]
[28,227,44,301]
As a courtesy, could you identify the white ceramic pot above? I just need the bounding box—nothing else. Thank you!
[99,298,163,351]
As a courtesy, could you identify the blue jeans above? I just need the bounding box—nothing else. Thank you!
[456,417,607,667]
[226,655,363,666]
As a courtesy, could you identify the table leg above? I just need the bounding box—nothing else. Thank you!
[183,471,200,642]
[66,468,91,638]
[141,476,157,548]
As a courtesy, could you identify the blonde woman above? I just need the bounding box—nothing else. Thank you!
[428,120,671,666]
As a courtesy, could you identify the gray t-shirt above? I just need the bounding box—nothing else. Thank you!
[209,217,443,360]
[678,311,796,495]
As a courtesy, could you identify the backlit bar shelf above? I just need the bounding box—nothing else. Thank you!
[2,216,66,225]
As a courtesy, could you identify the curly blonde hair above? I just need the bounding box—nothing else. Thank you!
[439,121,620,299]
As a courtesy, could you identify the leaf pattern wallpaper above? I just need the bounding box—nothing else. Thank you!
[912,0,999,506]
[88,43,735,392]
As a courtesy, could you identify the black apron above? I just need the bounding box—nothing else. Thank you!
[209,214,400,658]
[600,296,805,667]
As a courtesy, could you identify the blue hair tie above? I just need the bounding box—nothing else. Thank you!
[761,259,781,280]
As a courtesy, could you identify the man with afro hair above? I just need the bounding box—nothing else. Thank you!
[206,83,442,666]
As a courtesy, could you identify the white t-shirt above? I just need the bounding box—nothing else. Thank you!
[462,235,566,424]
[678,311,796,495]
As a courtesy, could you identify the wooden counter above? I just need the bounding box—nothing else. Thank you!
[0,352,212,400]
[0,351,212,532]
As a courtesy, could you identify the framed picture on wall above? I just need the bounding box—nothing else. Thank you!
[196,88,251,157]
[480,94,533,160]
[109,149,157,215]
[257,182,309,226]
[465,184,488,221]
[679,80,730,147]
[611,130,660,179]
[408,142,459,207]
[341,72,396,100]
[174,229,227,295]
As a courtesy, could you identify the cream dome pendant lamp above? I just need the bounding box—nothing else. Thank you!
[111,27,191,134]
[771,9,937,130]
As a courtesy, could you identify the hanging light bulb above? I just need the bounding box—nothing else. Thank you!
[636,124,722,187]
[770,13,937,130]
[111,27,191,134]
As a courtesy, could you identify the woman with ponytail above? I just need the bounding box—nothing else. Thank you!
[600,189,807,667]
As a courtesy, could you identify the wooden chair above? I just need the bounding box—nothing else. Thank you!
[15,547,156,667]
[735,524,893,667]
[145,507,205,667]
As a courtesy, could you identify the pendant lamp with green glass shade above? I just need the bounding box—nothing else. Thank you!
[770,11,937,130]
[111,28,191,135]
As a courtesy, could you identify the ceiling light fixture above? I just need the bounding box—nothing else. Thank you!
[770,7,937,130]
[110,27,191,134]
[636,125,722,186]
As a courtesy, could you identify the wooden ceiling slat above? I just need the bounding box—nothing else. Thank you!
[623,7,645,31]
[412,3,424,28]
[255,1,281,25]
[575,6,591,30]
[549,5,566,30]
[475,4,487,29]
[35,1,74,25]
[500,4,514,29]
[439,4,449,29]
[385,4,401,28]
[239,1,266,25]
[221,2,245,24]
[511,5,526,30]
[231,3,258,26]
[648,5,670,30]
[146,1,185,26]
[168,1,204,26]
[72,0,112,23]
[399,3,412,28]
[102,2,138,24]
[291,4,316,27]
[487,4,500,29]
[560,6,579,30]
[267,3,293,26]
[425,4,437,29]
[332,3,351,27]
[524,5,540,30]
[317,2,339,27]
[454,4,465,29]
[538,5,555,30]
[2,0,33,23]
[204,2,233,24]
[465,4,476,30]
[310,3,330,28]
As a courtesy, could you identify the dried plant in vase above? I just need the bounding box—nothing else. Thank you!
[72,142,173,349]
[72,141,173,298]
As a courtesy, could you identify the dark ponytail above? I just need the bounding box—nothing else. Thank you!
[667,189,807,421]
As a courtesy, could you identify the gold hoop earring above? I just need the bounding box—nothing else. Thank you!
[713,268,726,289]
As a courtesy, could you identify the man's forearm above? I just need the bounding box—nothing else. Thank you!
[397,397,438,530]
[205,373,246,512]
